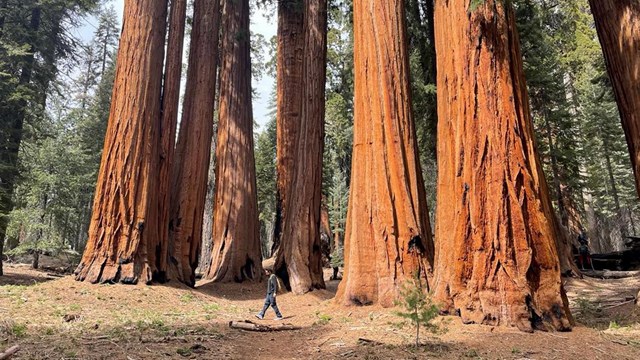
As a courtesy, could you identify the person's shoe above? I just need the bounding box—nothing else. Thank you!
[255,314,264,320]
[274,316,284,321]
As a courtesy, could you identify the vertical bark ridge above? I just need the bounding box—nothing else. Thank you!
[335,0,434,308]
[205,0,262,283]
[275,0,328,294]
[273,0,304,254]
[170,0,222,286]
[588,0,640,197]
[157,0,187,283]
[432,0,571,332]
[75,0,168,284]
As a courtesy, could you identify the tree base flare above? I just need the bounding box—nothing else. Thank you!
[75,258,154,285]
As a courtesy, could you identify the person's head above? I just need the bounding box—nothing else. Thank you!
[264,268,273,276]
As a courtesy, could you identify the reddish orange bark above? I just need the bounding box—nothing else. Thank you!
[432,0,571,331]
[335,0,434,307]
[75,0,167,284]
[589,0,640,197]
[157,0,187,282]
[275,0,328,294]
[273,0,304,254]
[204,0,262,283]
[170,0,221,286]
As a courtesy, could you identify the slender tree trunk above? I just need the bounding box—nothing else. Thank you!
[274,0,328,293]
[589,0,640,197]
[321,200,333,261]
[273,0,304,255]
[543,111,579,275]
[33,191,48,269]
[602,133,627,238]
[75,0,168,284]
[205,0,262,283]
[197,128,216,276]
[170,0,222,286]
[432,0,571,331]
[158,0,187,282]
[544,112,566,223]
[407,0,437,156]
[336,0,434,307]
[0,6,41,277]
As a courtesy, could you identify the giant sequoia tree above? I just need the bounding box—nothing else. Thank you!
[273,0,304,253]
[274,0,328,293]
[335,0,434,307]
[75,0,167,284]
[588,0,640,197]
[170,0,222,286]
[157,0,187,282]
[432,0,571,331]
[205,0,262,283]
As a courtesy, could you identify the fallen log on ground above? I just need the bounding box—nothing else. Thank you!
[581,270,640,279]
[0,345,20,360]
[228,320,301,332]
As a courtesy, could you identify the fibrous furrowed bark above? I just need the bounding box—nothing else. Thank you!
[205,0,262,283]
[335,0,435,307]
[588,0,640,197]
[158,0,187,282]
[75,0,168,284]
[274,0,328,294]
[273,0,304,255]
[432,0,571,331]
[170,0,222,286]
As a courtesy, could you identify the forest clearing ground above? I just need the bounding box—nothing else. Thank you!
[1,264,639,359]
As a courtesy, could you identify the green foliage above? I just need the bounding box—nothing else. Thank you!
[329,245,343,268]
[314,311,332,325]
[516,0,639,250]
[255,91,277,256]
[394,275,441,347]
[469,0,486,12]
[0,321,27,338]
[1,1,119,261]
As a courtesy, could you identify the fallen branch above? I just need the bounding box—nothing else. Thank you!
[228,320,301,332]
[602,299,636,310]
[358,338,384,346]
[581,270,640,279]
[0,345,20,360]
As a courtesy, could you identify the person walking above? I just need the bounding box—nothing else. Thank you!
[255,268,283,320]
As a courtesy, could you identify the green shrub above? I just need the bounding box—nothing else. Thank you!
[394,274,440,347]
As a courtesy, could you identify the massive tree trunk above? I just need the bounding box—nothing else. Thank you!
[170,0,222,286]
[588,0,640,197]
[273,0,304,254]
[157,0,187,282]
[274,0,327,294]
[335,0,434,307]
[75,0,168,284]
[204,0,262,283]
[432,0,571,331]
[197,130,216,276]
[0,6,40,276]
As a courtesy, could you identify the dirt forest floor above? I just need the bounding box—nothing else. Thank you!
[1,264,640,359]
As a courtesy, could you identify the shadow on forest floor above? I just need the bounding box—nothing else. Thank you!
[0,265,56,287]
[192,270,341,302]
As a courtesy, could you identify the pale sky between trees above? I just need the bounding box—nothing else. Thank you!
[78,0,276,131]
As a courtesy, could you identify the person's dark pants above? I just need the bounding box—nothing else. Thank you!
[259,294,282,317]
